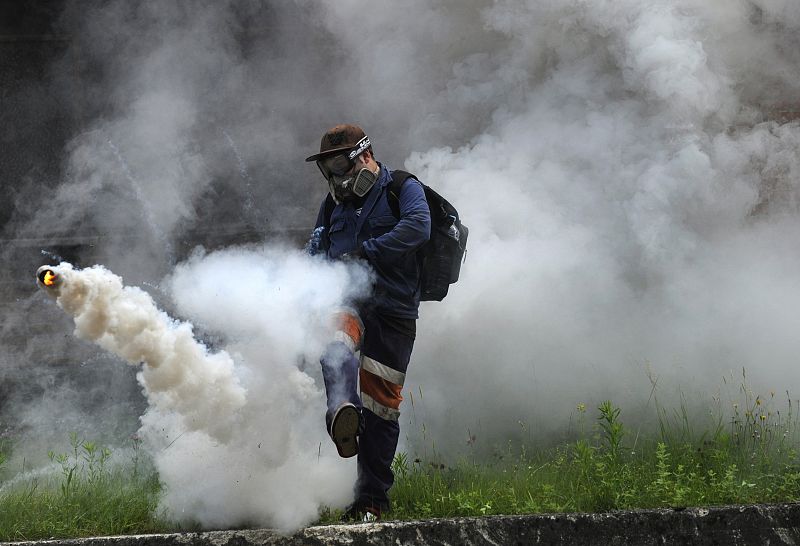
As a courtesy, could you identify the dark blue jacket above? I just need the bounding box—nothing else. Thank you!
[314,164,431,319]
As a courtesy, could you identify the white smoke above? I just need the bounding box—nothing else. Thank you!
[376,0,800,451]
[39,251,372,530]
[284,0,800,453]
[40,262,245,441]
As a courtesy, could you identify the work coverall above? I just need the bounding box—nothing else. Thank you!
[312,163,431,511]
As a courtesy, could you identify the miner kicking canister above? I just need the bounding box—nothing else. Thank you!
[306,124,431,522]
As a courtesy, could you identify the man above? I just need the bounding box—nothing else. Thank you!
[306,124,431,521]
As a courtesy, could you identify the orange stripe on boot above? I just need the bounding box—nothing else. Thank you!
[360,368,403,410]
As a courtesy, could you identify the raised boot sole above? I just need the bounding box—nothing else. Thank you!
[331,404,360,458]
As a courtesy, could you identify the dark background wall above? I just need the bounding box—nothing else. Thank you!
[0,1,316,435]
[1,1,73,229]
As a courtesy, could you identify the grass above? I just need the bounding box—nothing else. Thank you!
[0,433,168,542]
[386,416,800,519]
[383,376,800,520]
[2,374,800,539]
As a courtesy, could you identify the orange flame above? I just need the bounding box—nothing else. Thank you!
[43,271,57,287]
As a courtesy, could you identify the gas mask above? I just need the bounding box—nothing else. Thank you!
[316,136,377,203]
[327,168,378,204]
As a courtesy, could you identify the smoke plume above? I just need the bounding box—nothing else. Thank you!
[37,252,370,530]
[39,262,246,441]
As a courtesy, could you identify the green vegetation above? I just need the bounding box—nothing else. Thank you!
[385,382,800,520]
[2,377,800,539]
[0,433,168,542]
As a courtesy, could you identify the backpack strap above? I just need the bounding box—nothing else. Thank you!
[388,170,415,219]
[323,169,413,242]
[321,193,336,251]
[388,170,426,275]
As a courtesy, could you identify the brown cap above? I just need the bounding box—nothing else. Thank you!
[305,124,369,162]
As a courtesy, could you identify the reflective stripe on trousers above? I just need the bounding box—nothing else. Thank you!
[333,307,364,352]
[360,355,405,422]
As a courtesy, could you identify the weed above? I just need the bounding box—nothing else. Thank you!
[597,401,625,462]
[0,427,11,481]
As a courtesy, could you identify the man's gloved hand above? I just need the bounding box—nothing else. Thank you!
[305,226,325,256]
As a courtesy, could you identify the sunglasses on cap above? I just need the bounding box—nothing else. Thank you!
[316,136,371,179]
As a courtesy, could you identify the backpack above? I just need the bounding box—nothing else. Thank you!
[321,170,468,301]
[387,170,469,301]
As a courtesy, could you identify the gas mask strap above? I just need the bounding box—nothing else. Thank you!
[328,179,342,204]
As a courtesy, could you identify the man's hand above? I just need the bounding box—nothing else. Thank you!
[340,245,367,262]
[305,226,325,256]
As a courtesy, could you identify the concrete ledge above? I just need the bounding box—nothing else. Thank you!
[3,503,800,546]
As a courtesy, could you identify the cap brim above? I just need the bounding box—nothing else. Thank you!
[305,146,353,162]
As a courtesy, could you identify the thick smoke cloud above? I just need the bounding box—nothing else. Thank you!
[4,0,800,530]
[37,253,369,530]
[395,0,800,451]
[156,246,370,529]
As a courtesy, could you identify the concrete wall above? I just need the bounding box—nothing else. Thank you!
[3,503,800,546]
